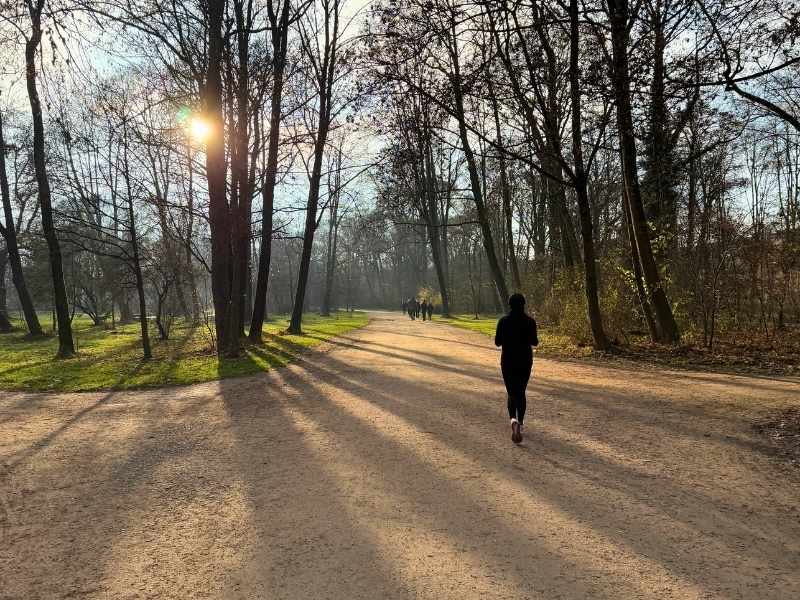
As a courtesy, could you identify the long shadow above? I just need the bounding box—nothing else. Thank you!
[4,341,354,598]
[273,349,800,593]
[277,355,800,595]
[0,334,141,379]
[4,364,145,468]
[340,330,496,363]
[548,352,799,398]
[251,332,312,362]
[215,375,409,598]
[1,336,149,399]
[5,394,119,471]
[296,333,778,458]
[285,349,767,500]
[658,369,800,391]
[0,331,53,346]
[366,324,493,350]
[255,326,783,462]
[5,313,795,596]
[533,376,781,455]
[552,360,781,455]
[0,379,228,598]
[306,334,500,376]
[420,311,800,390]
[267,363,655,597]
[527,347,800,392]
[273,323,780,458]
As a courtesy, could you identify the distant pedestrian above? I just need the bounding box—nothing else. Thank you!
[407,298,416,320]
[420,300,428,321]
[494,293,538,444]
[426,302,434,321]
[415,299,421,319]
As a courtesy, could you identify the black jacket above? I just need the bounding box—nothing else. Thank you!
[494,311,539,366]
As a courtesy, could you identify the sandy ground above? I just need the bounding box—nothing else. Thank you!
[1,311,799,600]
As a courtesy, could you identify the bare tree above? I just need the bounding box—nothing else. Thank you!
[288,0,346,334]
[0,108,43,335]
[250,0,312,341]
[22,0,75,355]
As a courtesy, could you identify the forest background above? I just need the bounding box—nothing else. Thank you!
[0,0,798,386]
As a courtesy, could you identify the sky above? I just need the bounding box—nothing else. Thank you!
[1,0,386,227]
[3,0,791,227]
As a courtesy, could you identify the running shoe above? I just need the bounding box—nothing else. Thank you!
[511,418,521,444]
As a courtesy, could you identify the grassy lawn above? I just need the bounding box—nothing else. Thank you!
[432,314,594,358]
[0,311,368,392]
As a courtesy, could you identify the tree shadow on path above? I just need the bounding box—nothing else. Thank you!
[263,340,800,598]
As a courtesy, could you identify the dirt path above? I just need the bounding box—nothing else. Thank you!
[2,311,799,599]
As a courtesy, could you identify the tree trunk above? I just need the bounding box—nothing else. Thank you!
[288,0,339,335]
[424,216,451,316]
[320,150,341,317]
[421,124,451,316]
[25,2,74,356]
[642,7,676,238]
[250,0,291,342]
[289,141,327,333]
[185,143,201,323]
[205,0,235,355]
[123,133,151,359]
[533,171,547,258]
[622,190,659,340]
[0,110,43,335]
[146,151,190,322]
[0,247,11,332]
[151,179,191,321]
[568,0,609,351]
[130,213,152,360]
[554,167,581,268]
[233,0,254,341]
[488,78,522,291]
[448,27,509,303]
[243,113,261,328]
[320,215,337,316]
[686,119,698,254]
[607,0,680,343]
[440,192,451,301]
[224,40,243,356]
[118,292,133,324]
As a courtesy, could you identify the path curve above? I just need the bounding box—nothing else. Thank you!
[2,311,799,599]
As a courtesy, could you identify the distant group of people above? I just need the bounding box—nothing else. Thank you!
[402,297,434,321]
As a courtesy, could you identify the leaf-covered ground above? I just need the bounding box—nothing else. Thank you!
[755,408,800,468]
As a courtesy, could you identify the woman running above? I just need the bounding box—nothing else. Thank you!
[494,293,538,444]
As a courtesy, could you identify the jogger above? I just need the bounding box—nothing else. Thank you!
[494,293,538,444]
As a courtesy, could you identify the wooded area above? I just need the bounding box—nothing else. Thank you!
[0,0,798,362]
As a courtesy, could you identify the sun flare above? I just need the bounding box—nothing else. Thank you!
[189,117,211,142]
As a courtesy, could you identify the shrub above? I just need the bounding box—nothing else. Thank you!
[540,258,642,346]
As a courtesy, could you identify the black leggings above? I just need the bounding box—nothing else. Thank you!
[502,362,531,423]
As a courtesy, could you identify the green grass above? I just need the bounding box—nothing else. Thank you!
[0,311,368,392]
[432,314,593,358]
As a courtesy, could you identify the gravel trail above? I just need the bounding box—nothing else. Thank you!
[2,311,799,599]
